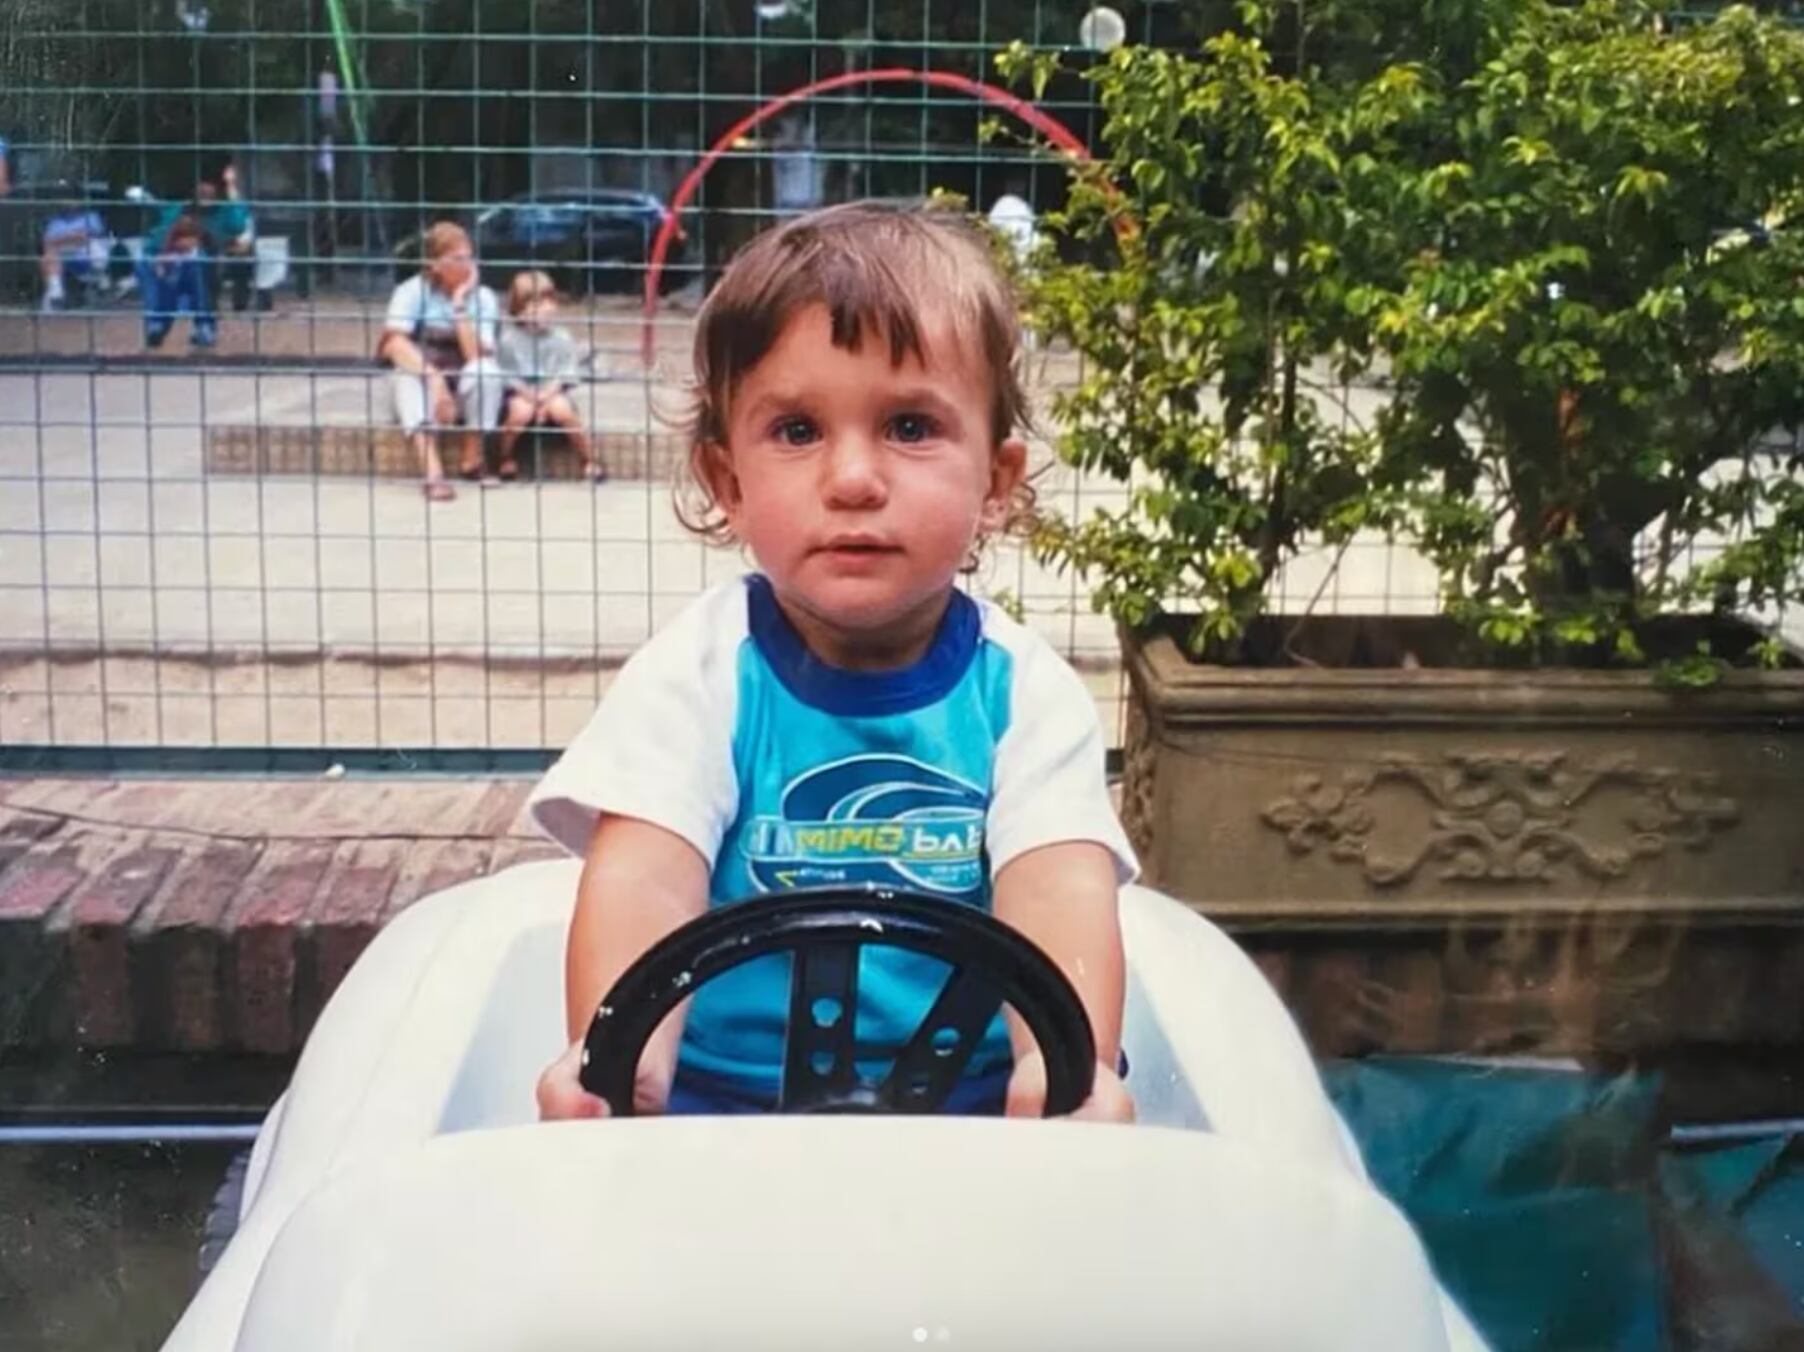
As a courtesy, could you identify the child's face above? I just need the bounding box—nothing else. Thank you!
[523,296,557,326]
[712,304,1025,669]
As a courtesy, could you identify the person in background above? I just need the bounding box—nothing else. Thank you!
[495,270,602,483]
[141,181,216,350]
[986,181,1042,354]
[377,221,505,501]
[0,135,13,199]
[39,194,109,312]
[205,158,258,313]
[986,182,1040,268]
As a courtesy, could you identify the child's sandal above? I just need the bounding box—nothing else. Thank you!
[497,459,520,482]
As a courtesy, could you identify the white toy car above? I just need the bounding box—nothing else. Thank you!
[161,860,1489,1351]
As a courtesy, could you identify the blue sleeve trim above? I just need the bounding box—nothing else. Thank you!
[744,574,981,716]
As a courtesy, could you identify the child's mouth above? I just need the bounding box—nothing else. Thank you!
[818,537,898,557]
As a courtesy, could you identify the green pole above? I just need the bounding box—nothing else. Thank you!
[320,0,383,262]
[321,0,372,149]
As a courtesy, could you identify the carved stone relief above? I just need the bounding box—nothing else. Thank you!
[1260,751,1740,887]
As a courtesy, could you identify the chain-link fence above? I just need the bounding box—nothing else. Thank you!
[0,3,1510,765]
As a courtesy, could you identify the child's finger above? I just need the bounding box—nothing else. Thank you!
[1004,1051,1048,1118]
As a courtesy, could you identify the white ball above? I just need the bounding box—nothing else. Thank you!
[1079,6,1128,52]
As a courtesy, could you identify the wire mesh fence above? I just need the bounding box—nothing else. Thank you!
[0,1,1406,763]
[9,1,1759,765]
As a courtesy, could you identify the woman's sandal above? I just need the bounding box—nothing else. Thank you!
[585,461,609,484]
[422,478,456,503]
[497,459,520,483]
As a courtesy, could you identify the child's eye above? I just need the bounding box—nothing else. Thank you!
[772,416,818,447]
[888,413,938,444]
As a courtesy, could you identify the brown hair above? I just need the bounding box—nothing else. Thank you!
[422,221,472,263]
[677,200,1035,552]
[507,269,559,316]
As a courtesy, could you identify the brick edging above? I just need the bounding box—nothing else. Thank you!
[0,779,559,1055]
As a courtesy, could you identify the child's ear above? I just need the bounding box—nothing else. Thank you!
[695,440,743,522]
[980,437,1029,534]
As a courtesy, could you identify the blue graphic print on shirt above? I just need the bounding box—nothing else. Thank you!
[678,577,1015,1097]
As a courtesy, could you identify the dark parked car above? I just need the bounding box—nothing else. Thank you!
[392,188,691,296]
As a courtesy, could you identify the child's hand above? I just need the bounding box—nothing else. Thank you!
[535,1037,677,1120]
[536,1040,609,1120]
[1004,1050,1135,1123]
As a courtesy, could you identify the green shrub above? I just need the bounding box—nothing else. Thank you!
[1005,1,1804,668]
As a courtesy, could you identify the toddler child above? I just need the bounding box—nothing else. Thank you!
[495,270,601,481]
[532,201,1136,1121]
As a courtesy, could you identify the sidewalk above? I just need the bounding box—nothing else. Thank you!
[0,289,698,366]
[0,776,560,1056]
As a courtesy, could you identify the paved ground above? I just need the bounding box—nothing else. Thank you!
[0,332,1187,747]
[0,286,694,366]
[0,294,1440,752]
[0,651,1134,759]
[24,291,1736,754]
[0,291,1157,657]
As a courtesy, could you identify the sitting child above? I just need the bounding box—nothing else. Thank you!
[494,270,602,481]
[532,201,1136,1122]
[140,191,217,351]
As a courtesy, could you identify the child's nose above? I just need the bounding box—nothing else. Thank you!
[821,434,887,506]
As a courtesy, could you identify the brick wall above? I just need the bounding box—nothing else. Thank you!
[0,779,560,1055]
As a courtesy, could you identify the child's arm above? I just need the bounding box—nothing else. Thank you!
[538,329,583,397]
[538,814,710,1120]
[528,587,743,1118]
[982,622,1139,1122]
[992,842,1133,1122]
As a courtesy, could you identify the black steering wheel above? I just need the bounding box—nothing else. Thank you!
[578,885,1096,1117]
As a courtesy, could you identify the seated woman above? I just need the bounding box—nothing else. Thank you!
[375,222,504,501]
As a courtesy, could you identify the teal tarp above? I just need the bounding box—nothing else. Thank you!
[1324,1058,1804,1352]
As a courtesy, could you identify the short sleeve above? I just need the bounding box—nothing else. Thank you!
[528,585,744,863]
[384,277,419,336]
[985,622,1138,885]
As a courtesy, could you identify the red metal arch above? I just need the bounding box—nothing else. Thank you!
[641,68,1095,365]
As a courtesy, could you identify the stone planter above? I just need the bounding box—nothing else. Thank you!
[1120,617,1804,1061]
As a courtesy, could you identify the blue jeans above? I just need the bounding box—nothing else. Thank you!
[140,254,216,348]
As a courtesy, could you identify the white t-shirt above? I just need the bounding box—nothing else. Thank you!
[530,575,1137,1096]
[383,273,500,358]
